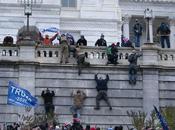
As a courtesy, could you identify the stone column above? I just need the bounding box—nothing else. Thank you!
[122,15,131,39]
[169,18,175,49]
[17,40,37,124]
[145,18,153,43]
[149,19,153,43]
[141,43,160,118]
[143,69,159,117]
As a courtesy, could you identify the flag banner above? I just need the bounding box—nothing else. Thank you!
[42,27,59,33]
[7,81,37,107]
[154,106,169,130]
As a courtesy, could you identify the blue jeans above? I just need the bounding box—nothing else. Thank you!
[160,36,170,48]
[70,105,81,118]
[135,34,141,47]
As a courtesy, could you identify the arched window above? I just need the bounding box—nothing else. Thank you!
[61,0,77,7]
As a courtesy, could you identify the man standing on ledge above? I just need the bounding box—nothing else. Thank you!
[157,22,171,48]
[133,19,143,47]
[94,73,112,110]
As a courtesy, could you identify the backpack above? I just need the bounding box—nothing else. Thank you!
[160,24,170,34]
[128,54,135,63]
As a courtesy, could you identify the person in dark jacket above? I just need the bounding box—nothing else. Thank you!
[76,35,87,46]
[133,19,143,47]
[94,73,112,110]
[75,45,90,75]
[41,88,55,115]
[128,50,142,85]
[157,22,171,48]
[95,34,107,47]
[3,36,13,46]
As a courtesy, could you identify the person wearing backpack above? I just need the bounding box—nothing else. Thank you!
[157,22,171,48]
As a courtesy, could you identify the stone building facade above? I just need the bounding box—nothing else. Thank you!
[0,0,175,47]
[0,0,175,130]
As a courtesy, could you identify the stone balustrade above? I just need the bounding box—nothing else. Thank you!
[158,48,175,66]
[0,43,175,67]
[0,45,19,62]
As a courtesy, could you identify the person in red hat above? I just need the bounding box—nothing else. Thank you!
[70,117,83,130]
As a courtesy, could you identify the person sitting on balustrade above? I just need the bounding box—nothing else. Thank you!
[121,37,134,48]
[40,32,59,45]
[106,43,119,65]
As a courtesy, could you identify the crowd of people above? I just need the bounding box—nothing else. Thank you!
[5,120,161,130]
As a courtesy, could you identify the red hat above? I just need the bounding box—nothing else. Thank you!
[111,43,115,46]
[90,127,96,130]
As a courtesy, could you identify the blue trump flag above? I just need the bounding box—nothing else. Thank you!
[154,106,169,130]
[7,81,37,107]
[42,27,59,33]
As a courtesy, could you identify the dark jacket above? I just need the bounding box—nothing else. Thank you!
[41,90,55,104]
[95,74,109,91]
[77,39,87,46]
[157,23,171,36]
[95,39,107,46]
[133,23,143,35]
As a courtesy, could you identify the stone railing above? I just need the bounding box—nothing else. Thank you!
[35,45,134,65]
[0,45,19,61]
[158,48,175,67]
[0,43,175,67]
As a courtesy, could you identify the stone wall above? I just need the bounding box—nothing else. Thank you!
[0,42,175,129]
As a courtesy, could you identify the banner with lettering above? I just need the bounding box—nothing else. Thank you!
[7,81,37,107]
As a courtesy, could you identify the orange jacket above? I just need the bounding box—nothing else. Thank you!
[43,33,58,45]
